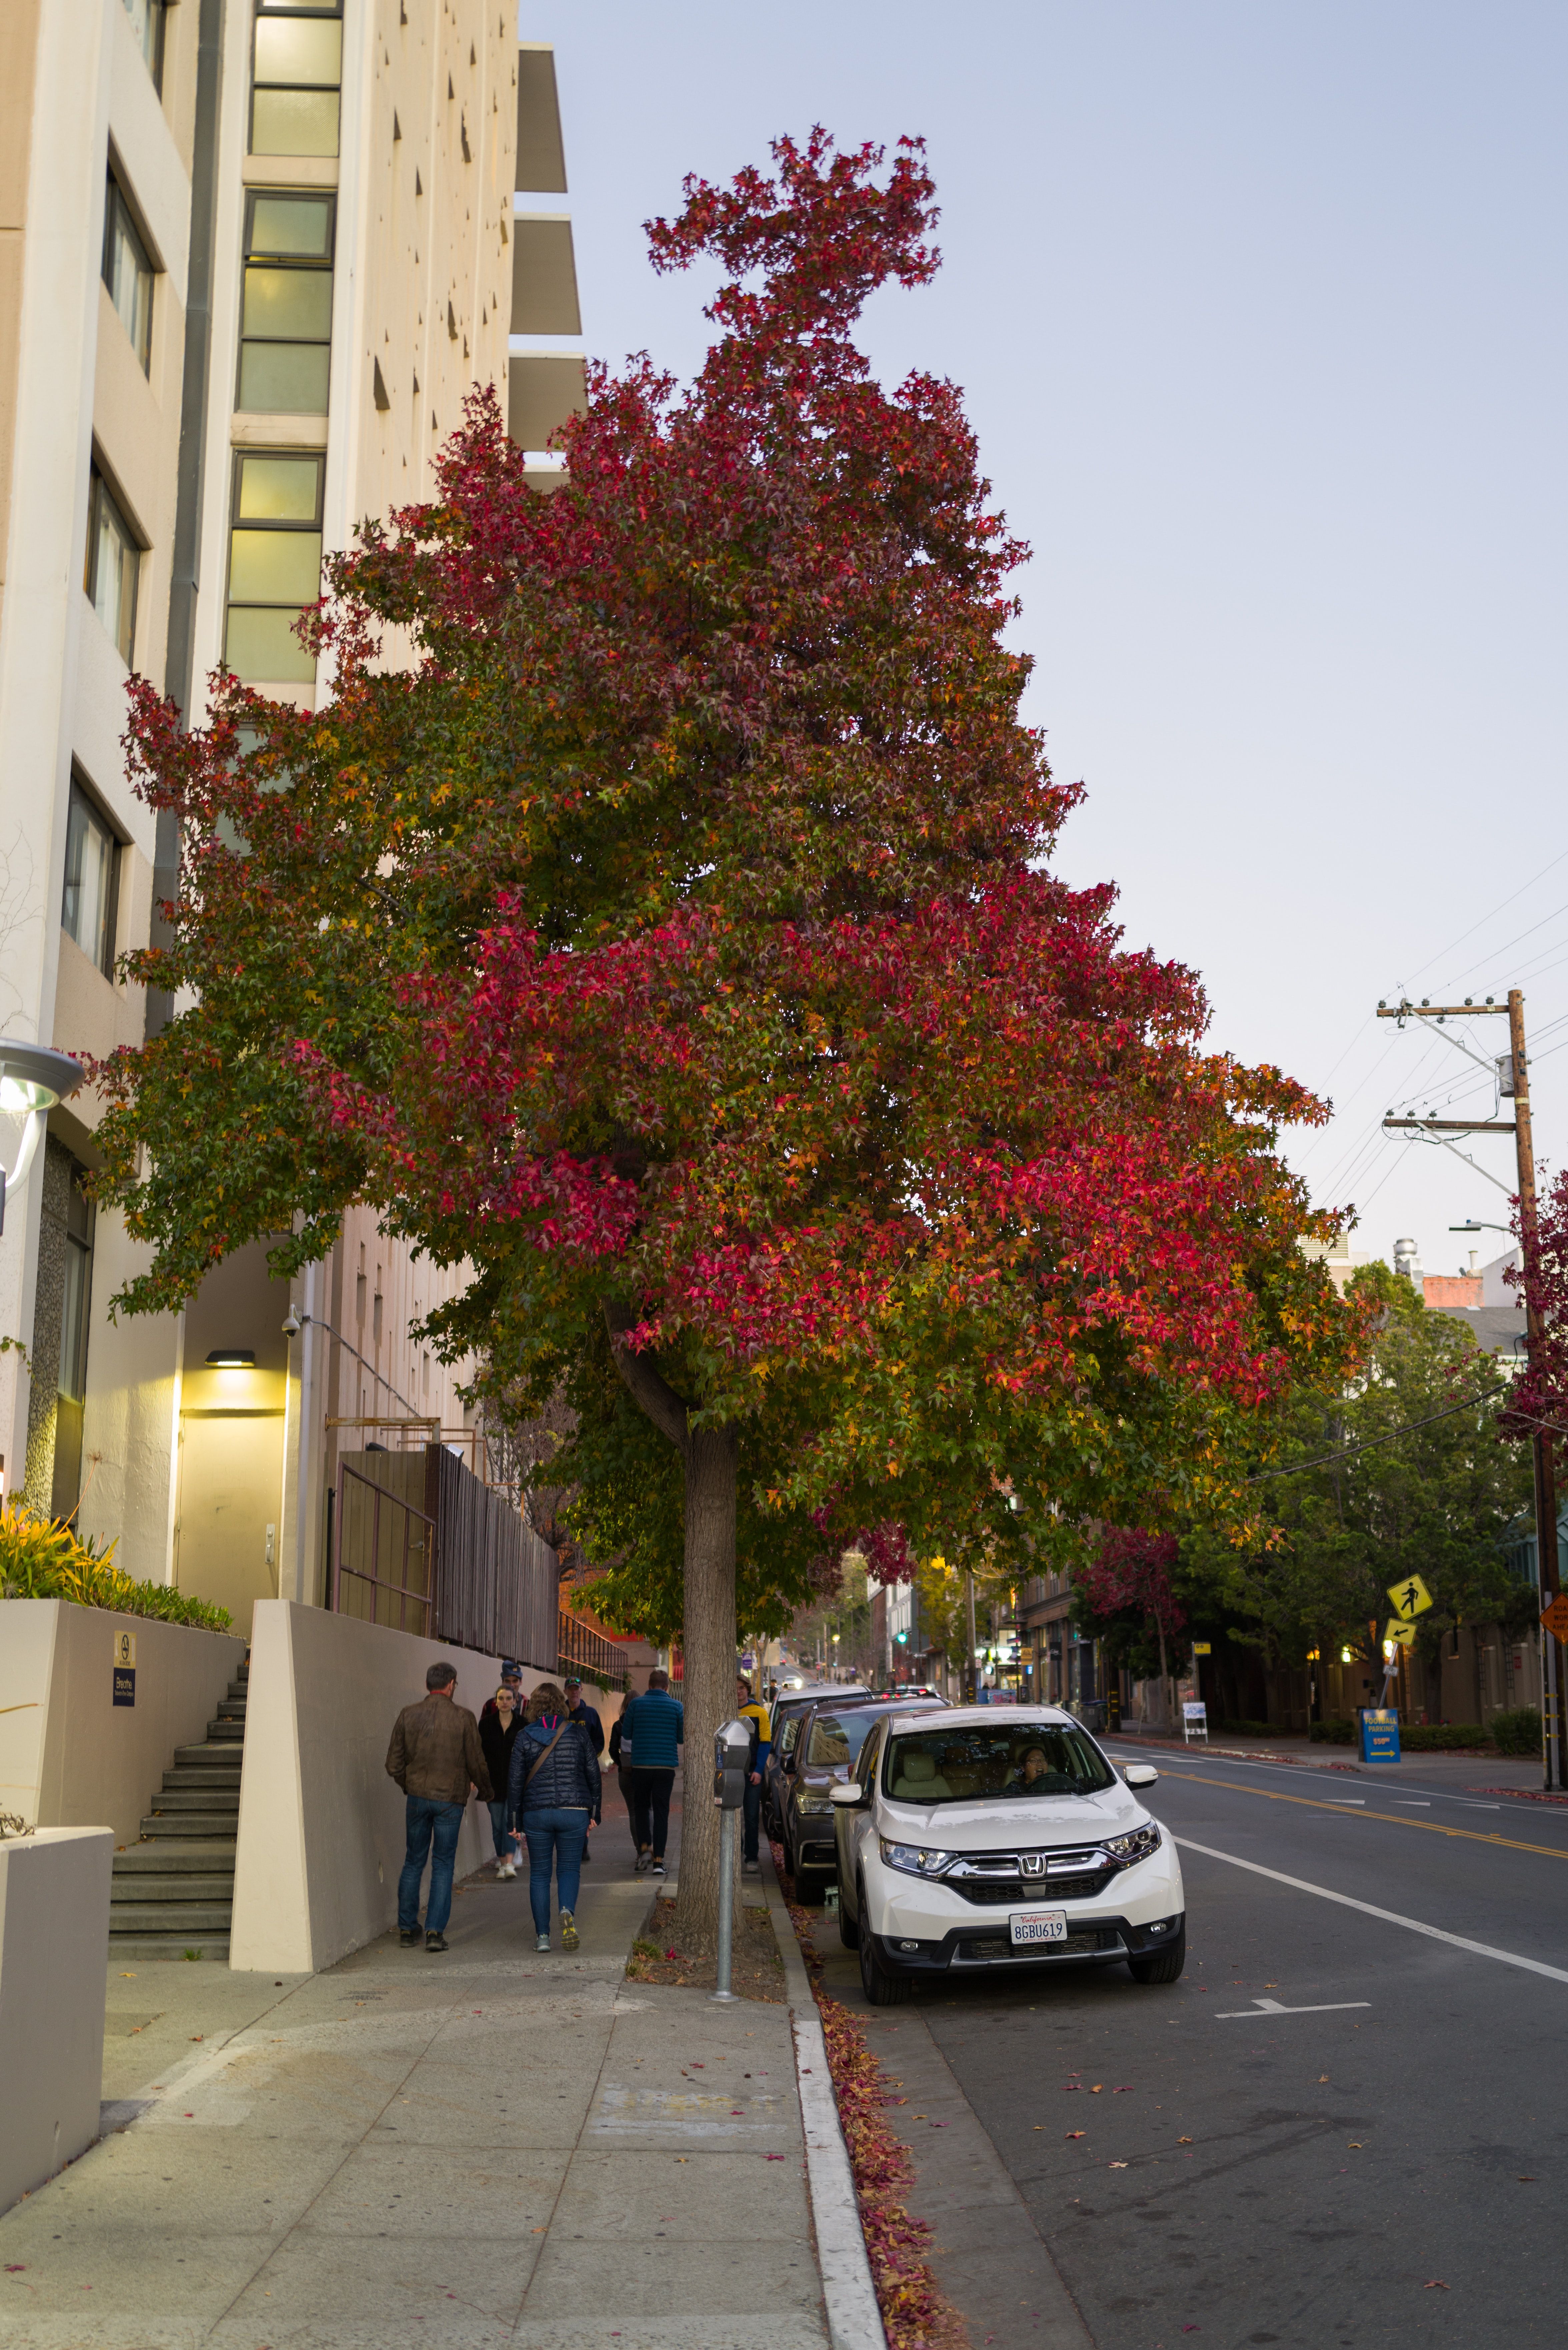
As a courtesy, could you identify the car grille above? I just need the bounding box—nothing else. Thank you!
[954,1867,1117,1904]
[956,1927,1121,1963]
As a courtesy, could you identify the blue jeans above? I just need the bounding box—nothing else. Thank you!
[523,1806,589,1934]
[487,1799,517,1860]
[399,1795,465,1935]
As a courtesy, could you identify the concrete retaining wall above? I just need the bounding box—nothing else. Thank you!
[0,1826,113,2214]
[0,1599,247,1843]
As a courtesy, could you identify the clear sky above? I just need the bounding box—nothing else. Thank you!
[519,1,1568,1283]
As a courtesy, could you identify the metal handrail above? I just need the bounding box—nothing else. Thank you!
[333,1460,437,1637]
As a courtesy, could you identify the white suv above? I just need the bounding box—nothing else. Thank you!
[831,1706,1184,2003]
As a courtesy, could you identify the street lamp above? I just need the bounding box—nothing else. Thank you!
[0,1041,83,1229]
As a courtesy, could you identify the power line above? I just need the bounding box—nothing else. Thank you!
[1246,1380,1511,1483]
[1401,847,1568,987]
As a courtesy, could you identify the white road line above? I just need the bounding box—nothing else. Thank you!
[1174,1836,1568,1987]
[1325,1798,1365,1805]
[1215,1996,1371,2019]
[1393,1801,1432,1808]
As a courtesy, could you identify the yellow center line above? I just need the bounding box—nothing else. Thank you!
[1155,1769,1568,1862]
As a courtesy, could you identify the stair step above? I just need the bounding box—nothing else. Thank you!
[115,1845,234,1875]
[111,1901,234,1932]
[111,1870,236,1900]
[162,1767,241,1791]
[214,1699,247,1720]
[107,1936,230,1961]
[205,1721,245,1741]
[140,1813,240,1840]
[173,1743,242,1767]
[226,1679,249,1699]
[150,1787,239,1813]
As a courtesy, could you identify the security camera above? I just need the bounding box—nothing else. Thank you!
[281,1306,302,1337]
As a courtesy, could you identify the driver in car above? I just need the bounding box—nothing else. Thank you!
[1009,1745,1051,1790]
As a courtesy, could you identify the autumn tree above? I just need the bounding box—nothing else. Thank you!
[91,132,1351,1948]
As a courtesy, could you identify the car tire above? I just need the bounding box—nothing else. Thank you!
[1127,1932,1186,1984]
[838,1897,861,1950]
[858,1923,913,2006]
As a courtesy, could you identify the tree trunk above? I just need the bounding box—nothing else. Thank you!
[602,1303,739,1956]
[1157,1617,1170,1731]
[673,1424,738,1955]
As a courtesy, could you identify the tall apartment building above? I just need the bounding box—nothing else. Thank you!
[0,2,586,1632]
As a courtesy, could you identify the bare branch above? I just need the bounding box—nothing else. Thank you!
[602,1298,691,1453]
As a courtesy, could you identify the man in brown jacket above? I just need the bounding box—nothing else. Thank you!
[386,1661,493,1951]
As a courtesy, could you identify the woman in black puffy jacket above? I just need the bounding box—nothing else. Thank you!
[508,1681,602,1952]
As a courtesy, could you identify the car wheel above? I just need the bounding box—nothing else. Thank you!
[858,1922,914,2006]
[838,1894,861,1950]
[1127,1932,1186,1984]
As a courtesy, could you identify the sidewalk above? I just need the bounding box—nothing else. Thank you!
[0,1793,835,2350]
[1111,1723,1549,1791]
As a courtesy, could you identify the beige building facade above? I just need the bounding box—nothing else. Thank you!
[0,2,586,1635]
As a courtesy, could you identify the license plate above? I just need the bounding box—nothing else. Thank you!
[1010,1910,1068,1946]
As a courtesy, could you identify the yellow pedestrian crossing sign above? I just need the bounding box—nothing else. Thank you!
[1387,1574,1433,1623]
[1384,1619,1417,1649]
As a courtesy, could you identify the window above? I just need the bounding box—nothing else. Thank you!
[882,1723,1116,1804]
[250,2,343,158]
[122,0,167,89]
[61,780,120,977]
[224,449,323,683]
[84,467,139,664]
[103,176,153,373]
[238,191,334,412]
[52,1168,95,1521]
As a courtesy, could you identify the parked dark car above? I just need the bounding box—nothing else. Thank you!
[763,1683,871,1843]
[780,1694,948,1898]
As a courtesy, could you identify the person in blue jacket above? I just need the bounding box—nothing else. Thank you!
[508,1680,602,1952]
[620,1668,684,1875]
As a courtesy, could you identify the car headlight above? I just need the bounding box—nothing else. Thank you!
[796,1792,835,1816]
[879,1839,956,1877]
[1104,1823,1162,1863]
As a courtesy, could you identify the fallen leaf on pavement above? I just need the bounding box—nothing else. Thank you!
[1108,2160,1129,2169]
[1348,2142,1363,2149]
[1319,2075,1329,2083]
[763,2154,786,2161]
[1179,2136,1193,2144]
[1065,2131,1085,2139]
[1425,2281,1449,2291]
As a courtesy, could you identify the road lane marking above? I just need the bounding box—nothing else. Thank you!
[1154,1769,1568,1860]
[1325,1797,1365,1805]
[1215,1996,1371,2019]
[1174,1836,1568,1987]
[1394,1801,1431,1808]
[1108,1749,1548,1815]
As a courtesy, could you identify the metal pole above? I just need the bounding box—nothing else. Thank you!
[965,1569,978,1704]
[711,1807,738,2003]
[1509,989,1566,1791]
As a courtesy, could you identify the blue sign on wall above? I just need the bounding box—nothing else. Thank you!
[1360,1707,1400,1763]
[112,1667,136,1708]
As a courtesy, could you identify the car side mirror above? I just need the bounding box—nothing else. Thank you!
[829,1781,864,1807]
[1123,1763,1158,1788]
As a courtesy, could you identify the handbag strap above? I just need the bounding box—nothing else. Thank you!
[524,1719,571,1787]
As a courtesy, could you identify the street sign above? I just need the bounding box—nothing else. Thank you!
[1192,1642,1212,1656]
[1541,1594,1568,1643]
[112,1668,136,1708]
[113,1630,136,1668]
[1384,1620,1416,1649]
[1386,1574,1433,1623]
[1360,1708,1401,1764]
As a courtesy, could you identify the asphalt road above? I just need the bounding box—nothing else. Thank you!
[897,1750,1568,2350]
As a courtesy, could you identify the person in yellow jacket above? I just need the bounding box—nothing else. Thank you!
[736,1673,772,1876]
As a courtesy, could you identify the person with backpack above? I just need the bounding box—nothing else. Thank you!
[508,1680,602,1952]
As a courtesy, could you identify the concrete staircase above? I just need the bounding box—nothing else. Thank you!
[109,1659,247,1960]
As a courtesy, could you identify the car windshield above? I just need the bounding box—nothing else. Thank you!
[882,1724,1115,1803]
[804,1711,883,1770]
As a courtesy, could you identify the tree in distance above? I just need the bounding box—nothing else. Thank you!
[89,131,1352,1949]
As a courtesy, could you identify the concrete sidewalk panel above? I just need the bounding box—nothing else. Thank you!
[551,2145,814,2243]
[300,2138,569,2235]
[216,2227,537,2336]
[36,2125,346,2230]
[523,2232,824,2319]
[512,2326,828,2350]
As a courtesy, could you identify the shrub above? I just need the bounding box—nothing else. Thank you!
[1309,1717,1355,1743]
[0,1506,232,1633]
[1399,1723,1489,1750]
[1489,1707,1543,1756]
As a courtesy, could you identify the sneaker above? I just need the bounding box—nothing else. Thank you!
[742,1859,761,1875]
[560,1909,580,1951]
[398,1928,421,1948]
[535,1932,551,1952]
[634,1848,650,1874]
[497,1860,516,1880]
[425,1931,448,1952]
[651,1859,665,1876]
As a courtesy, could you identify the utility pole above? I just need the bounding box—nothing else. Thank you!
[965,1567,978,1705]
[1378,989,1564,1788]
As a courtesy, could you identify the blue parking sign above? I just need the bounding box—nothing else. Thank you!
[1360,1707,1400,1763]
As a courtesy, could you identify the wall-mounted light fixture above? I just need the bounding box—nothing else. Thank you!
[0,1040,83,1233]
[205,1348,257,1368]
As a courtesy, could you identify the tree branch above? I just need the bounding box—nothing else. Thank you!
[602,1298,691,1454]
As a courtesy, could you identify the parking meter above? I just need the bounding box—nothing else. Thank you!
[713,1717,750,1809]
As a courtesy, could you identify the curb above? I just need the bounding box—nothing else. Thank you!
[760,1845,888,2350]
